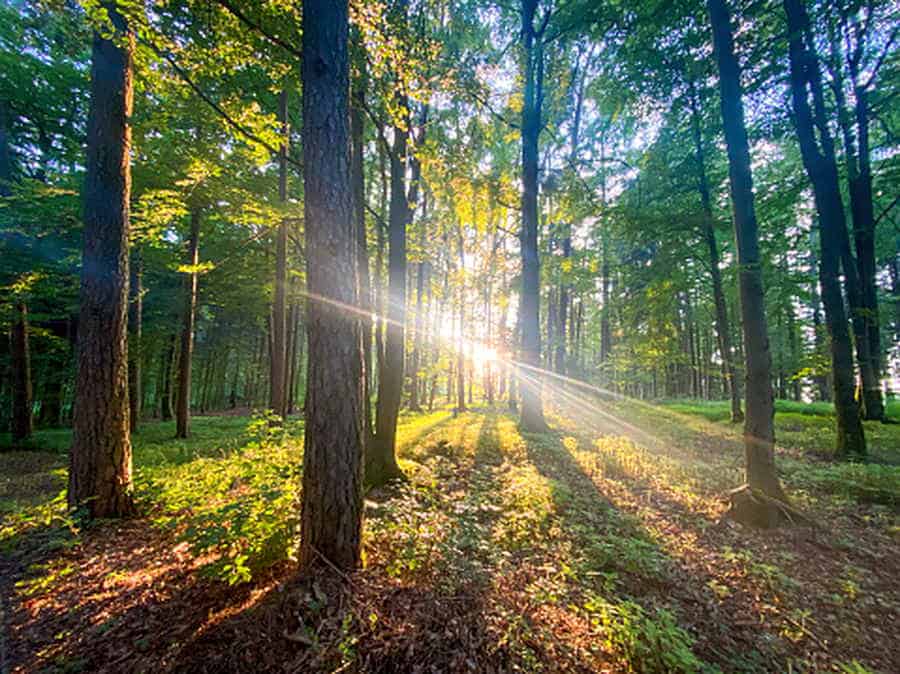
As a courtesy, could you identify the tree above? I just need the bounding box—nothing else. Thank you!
[175,208,201,439]
[270,88,289,419]
[707,0,787,518]
[518,0,549,433]
[10,301,33,444]
[299,0,364,570]
[783,0,866,458]
[68,3,135,518]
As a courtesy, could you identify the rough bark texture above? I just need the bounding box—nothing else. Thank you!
[300,0,365,571]
[784,0,866,458]
[708,0,786,505]
[68,5,135,518]
[175,209,201,439]
[688,79,743,423]
[128,250,142,431]
[10,302,33,444]
[518,0,547,433]
[270,88,289,419]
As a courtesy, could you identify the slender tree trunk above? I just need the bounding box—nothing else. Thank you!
[68,5,135,517]
[270,88,289,419]
[160,332,175,420]
[688,78,743,421]
[10,302,33,444]
[300,0,364,570]
[128,250,142,431]
[369,105,409,485]
[519,0,547,432]
[784,0,865,457]
[175,209,201,439]
[709,0,786,505]
[350,36,373,441]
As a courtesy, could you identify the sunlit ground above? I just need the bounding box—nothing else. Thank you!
[2,391,898,672]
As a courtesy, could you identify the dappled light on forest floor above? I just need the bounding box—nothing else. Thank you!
[2,406,898,672]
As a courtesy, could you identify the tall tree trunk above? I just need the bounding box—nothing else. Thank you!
[688,77,743,421]
[518,0,547,432]
[556,235,570,375]
[10,302,33,444]
[270,88,289,418]
[708,0,786,505]
[784,0,865,457]
[160,331,175,420]
[369,108,409,485]
[175,209,201,439]
[68,4,135,517]
[300,0,364,570]
[350,36,373,442]
[128,250,142,431]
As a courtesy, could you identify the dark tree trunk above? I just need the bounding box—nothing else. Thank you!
[160,331,175,420]
[556,235,570,375]
[300,0,364,570]
[175,209,201,439]
[518,0,547,432]
[688,78,743,422]
[369,106,409,485]
[68,6,135,517]
[784,0,865,457]
[708,0,786,504]
[270,88,289,419]
[10,302,33,444]
[128,250,142,431]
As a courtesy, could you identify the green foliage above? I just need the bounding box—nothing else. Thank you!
[583,595,703,674]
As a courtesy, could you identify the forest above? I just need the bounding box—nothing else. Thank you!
[1,0,899,671]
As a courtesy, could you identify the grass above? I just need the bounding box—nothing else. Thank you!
[2,399,899,673]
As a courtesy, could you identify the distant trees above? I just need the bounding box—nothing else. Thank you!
[299,0,364,569]
[68,3,135,517]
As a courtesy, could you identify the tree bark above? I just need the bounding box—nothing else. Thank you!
[300,0,364,570]
[160,331,175,420]
[518,0,547,432]
[783,0,866,457]
[68,4,135,518]
[708,0,786,504]
[10,302,33,444]
[175,209,201,439]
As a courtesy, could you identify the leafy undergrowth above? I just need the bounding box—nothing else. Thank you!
[1,401,898,673]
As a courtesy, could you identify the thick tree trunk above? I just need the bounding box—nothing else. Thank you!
[689,79,743,421]
[300,0,364,570]
[784,0,865,457]
[128,250,142,431]
[709,0,786,506]
[369,112,409,485]
[68,6,135,517]
[10,302,33,444]
[175,209,201,439]
[518,0,547,432]
[270,89,289,419]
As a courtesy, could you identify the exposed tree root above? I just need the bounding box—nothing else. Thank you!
[725,484,816,529]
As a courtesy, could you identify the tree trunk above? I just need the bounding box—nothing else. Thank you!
[128,250,142,431]
[270,88,289,419]
[10,302,33,444]
[175,209,201,439]
[689,77,743,421]
[708,0,786,506]
[300,0,364,570]
[68,5,135,517]
[784,0,865,457]
[518,0,547,432]
[160,332,175,420]
[368,107,409,486]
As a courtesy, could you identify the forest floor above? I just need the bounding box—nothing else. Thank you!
[2,396,899,673]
